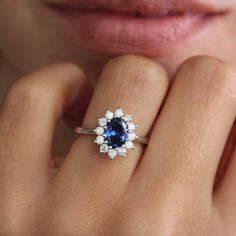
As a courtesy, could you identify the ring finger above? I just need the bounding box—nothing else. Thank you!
[59,55,169,194]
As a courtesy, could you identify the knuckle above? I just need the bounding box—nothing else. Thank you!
[180,55,218,69]
[37,62,83,76]
[4,77,55,116]
[103,55,169,90]
[178,55,226,81]
[53,62,84,76]
[178,55,236,102]
[3,62,85,117]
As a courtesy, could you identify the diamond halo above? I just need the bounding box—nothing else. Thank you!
[94,108,138,160]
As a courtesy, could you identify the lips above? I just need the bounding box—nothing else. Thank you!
[44,0,226,56]
[46,0,223,13]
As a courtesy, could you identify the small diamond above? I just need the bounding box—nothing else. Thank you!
[124,114,132,122]
[125,141,134,149]
[128,123,136,131]
[100,144,109,153]
[105,111,114,120]
[128,133,136,141]
[95,127,104,135]
[108,149,117,159]
[95,136,104,145]
[98,118,107,127]
[114,108,124,117]
[117,147,127,157]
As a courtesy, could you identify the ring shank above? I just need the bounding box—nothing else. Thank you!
[74,127,148,145]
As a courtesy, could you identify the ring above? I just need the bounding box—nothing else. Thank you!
[74,108,148,160]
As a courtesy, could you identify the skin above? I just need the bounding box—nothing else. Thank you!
[0,0,235,236]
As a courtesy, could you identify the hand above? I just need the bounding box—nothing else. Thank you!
[0,55,235,236]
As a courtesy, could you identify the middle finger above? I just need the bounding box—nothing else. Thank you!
[137,56,236,198]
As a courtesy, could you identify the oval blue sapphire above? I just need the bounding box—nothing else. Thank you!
[104,118,128,149]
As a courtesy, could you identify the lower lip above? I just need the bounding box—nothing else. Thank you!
[47,6,222,56]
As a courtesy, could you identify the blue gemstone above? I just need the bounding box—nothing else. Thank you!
[104,118,128,148]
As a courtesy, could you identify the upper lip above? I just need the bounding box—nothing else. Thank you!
[45,0,226,16]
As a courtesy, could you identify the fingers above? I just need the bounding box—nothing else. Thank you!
[59,55,169,194]
[0,63,90,187]
[136,56,236,198]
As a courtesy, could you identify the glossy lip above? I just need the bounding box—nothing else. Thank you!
[44,0,226,56]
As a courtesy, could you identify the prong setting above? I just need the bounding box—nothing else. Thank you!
[94,108,138,160]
